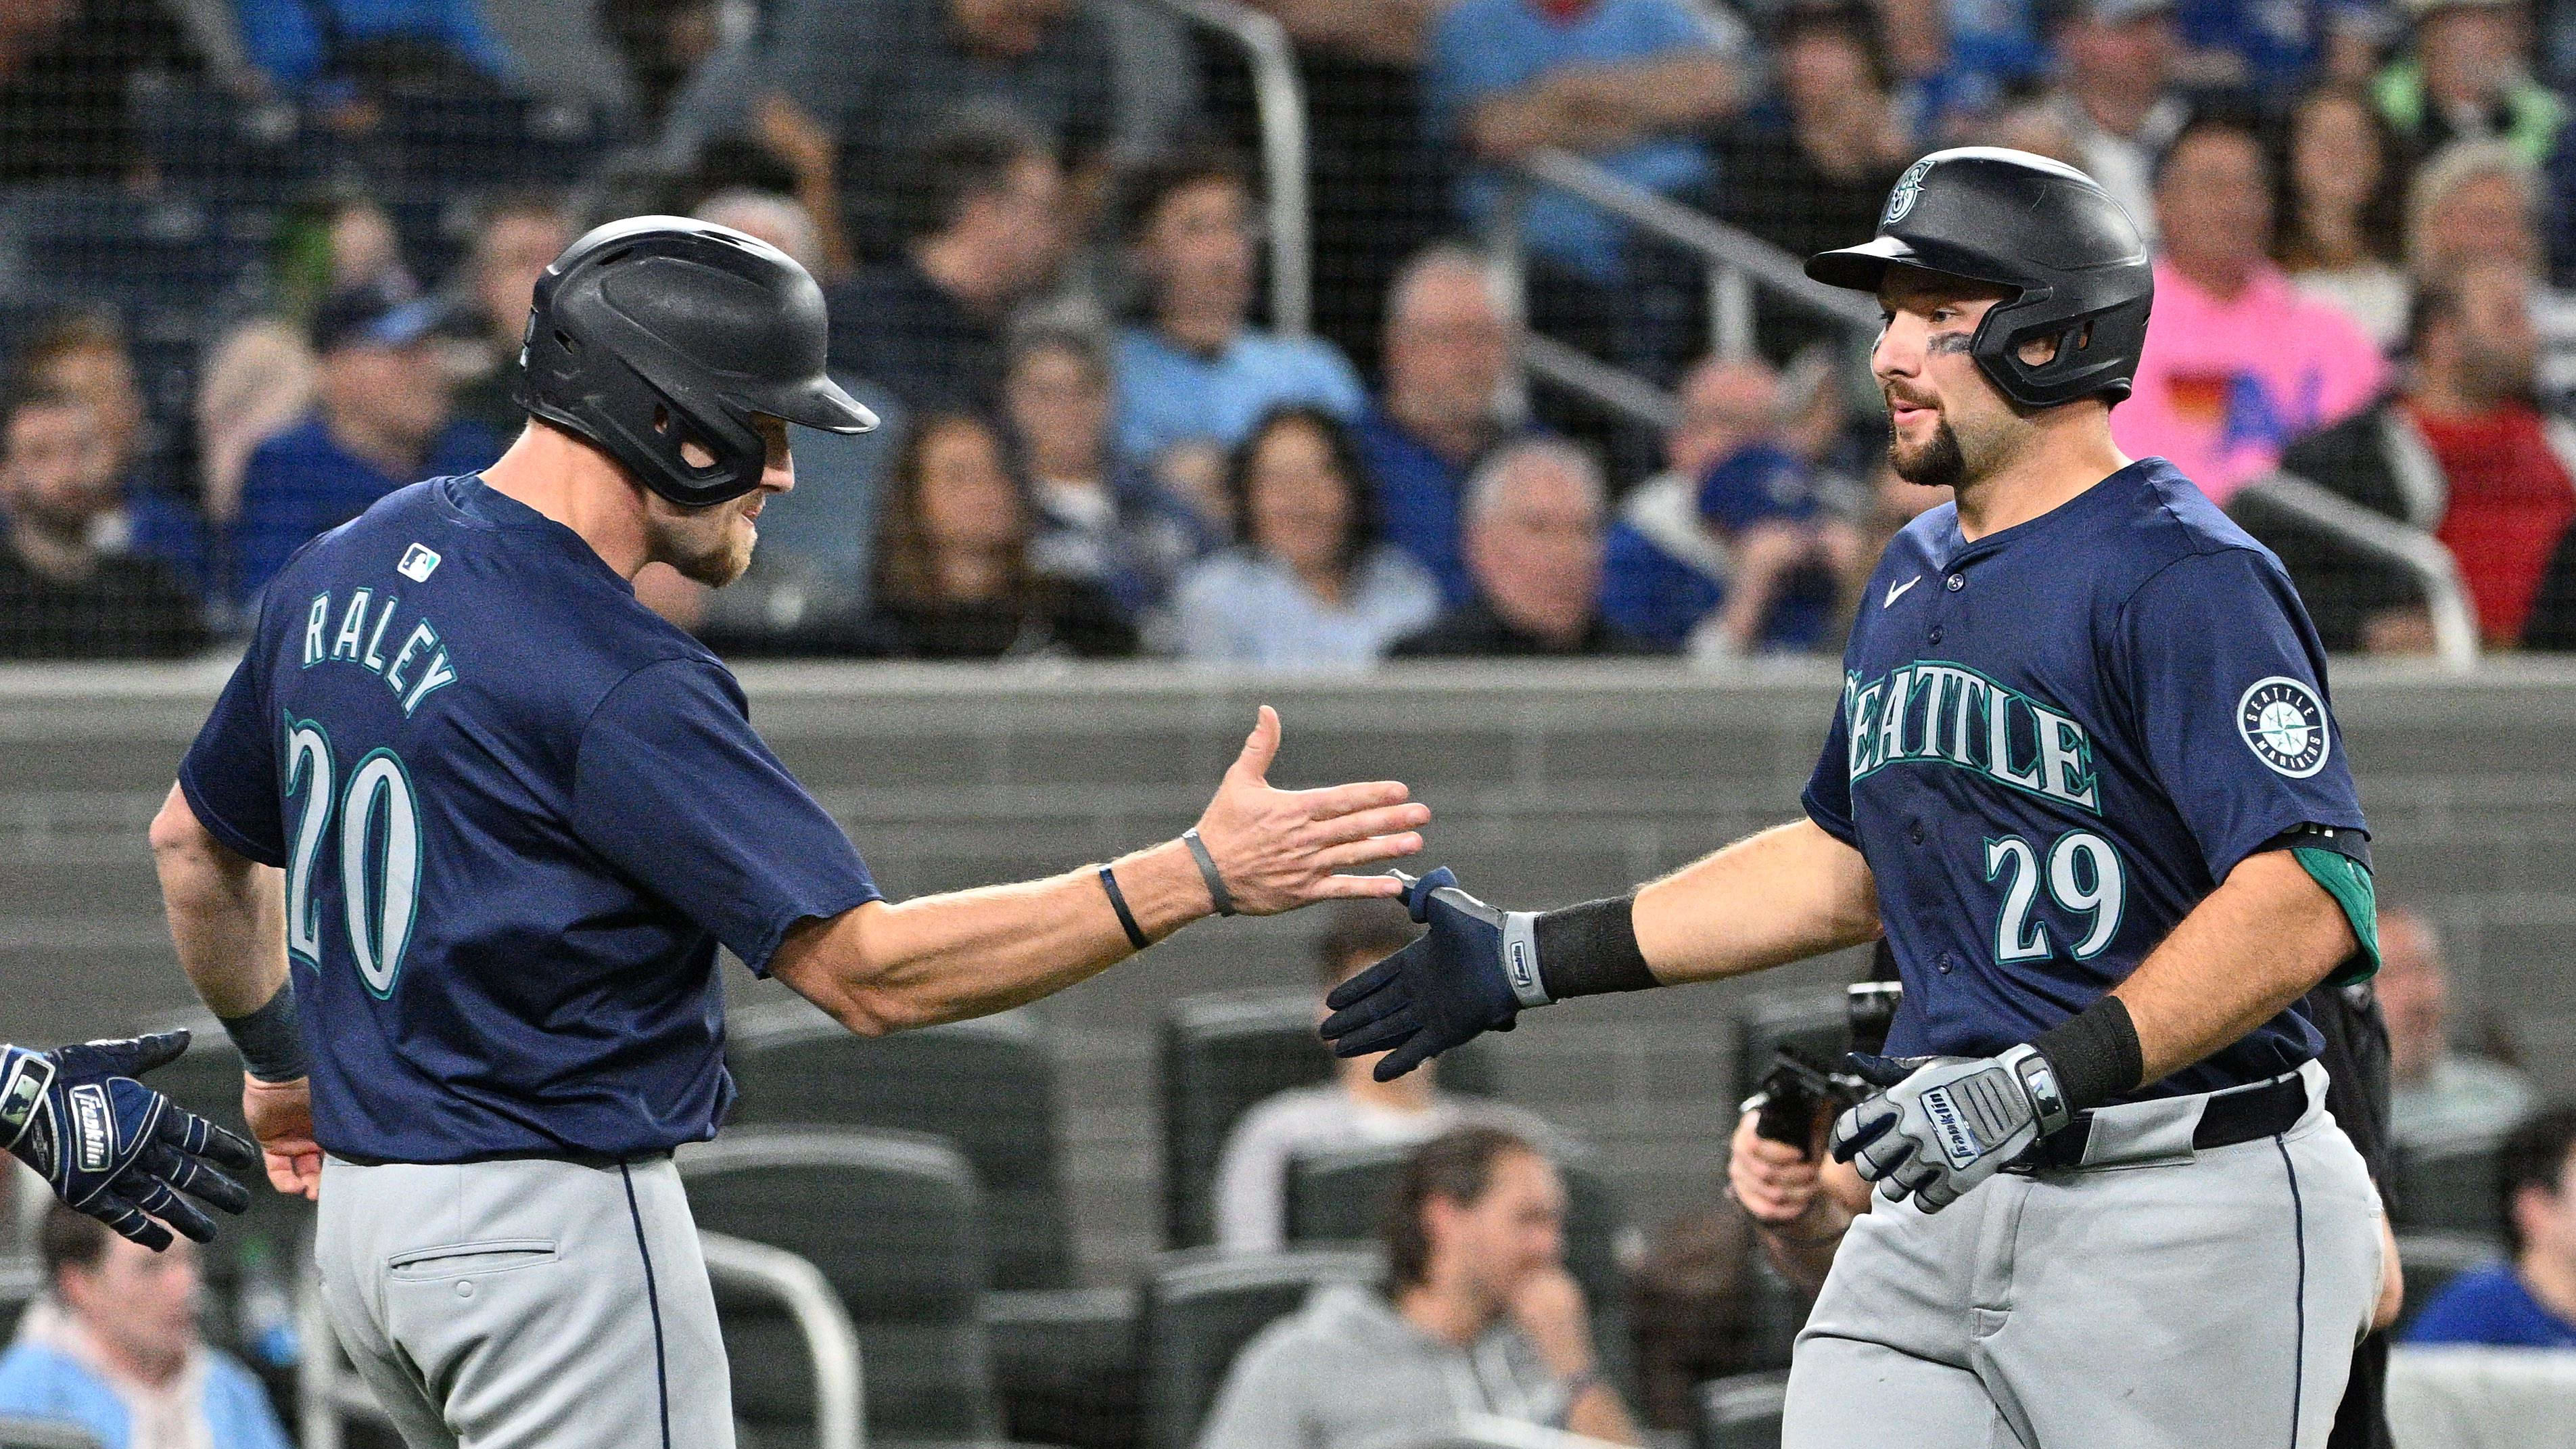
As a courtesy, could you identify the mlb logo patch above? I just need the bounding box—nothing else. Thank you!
[398,544,442,582]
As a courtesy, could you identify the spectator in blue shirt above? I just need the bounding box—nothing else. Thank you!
[1424,0,1746,378]
[232,281,505,603]
[1171,406,1441,667]
[1356,246,1528,607]
[0,1203,291,1449]
[1425,0,1746,288]
[1115,147,1367,467]
[2405,1105,2576,1350]
[232,0,512,97]
[1599,357,1857,656]
[1394,438,1663,658]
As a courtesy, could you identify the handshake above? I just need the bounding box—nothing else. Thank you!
[1321,869,2080,1214]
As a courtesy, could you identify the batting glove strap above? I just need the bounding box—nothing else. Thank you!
[1499,912,1549,1008]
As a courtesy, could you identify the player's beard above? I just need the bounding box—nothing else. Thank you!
[650,503,759,587]
[1888,414,1967,491]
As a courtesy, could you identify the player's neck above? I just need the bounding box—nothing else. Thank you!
[481,423,655,580]
[1951,412,2130,542]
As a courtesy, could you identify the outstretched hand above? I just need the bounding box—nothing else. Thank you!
[1190,706,1428,916]
[0,1031,259,1251]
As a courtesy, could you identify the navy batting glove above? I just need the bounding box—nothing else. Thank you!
[1828,1046,2070,1213]
[1319,869,1535,1081]
[1,1031,260,1251]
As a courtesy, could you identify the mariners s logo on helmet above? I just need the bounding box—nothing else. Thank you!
[1884,159,1935,225]
[2238,676,2331,779]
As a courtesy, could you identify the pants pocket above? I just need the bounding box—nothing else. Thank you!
[386,1238,559,1281]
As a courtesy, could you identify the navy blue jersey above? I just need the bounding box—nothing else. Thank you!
[179,476,880,1163]
[1803,459,2368,1098]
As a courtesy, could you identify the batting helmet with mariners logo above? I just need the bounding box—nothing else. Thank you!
[515,216,877,507]
[1806,147,2153,410]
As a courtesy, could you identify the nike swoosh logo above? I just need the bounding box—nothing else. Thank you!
[1883,575,1921,608]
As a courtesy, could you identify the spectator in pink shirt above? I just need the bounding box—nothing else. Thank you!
[2113,112,2388,503]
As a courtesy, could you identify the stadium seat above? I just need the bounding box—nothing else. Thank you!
[2391,1136,2507,1238]
[1158,990,1494,1249]
[680,1127,1002,1444]
[1282,1142,1639,1400]
[1729,988,1852,1117]
[981,1287,1141,1449]
[1695,1370,1791,1449]
[2393,1232,2506,1337]
[727,998,1073,1291]
[1138,1245,1382,1449]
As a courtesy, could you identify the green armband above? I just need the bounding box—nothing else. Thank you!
[2292,847,2380,987]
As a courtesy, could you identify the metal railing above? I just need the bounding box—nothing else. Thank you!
[702,1230,868,1449]
[1140,0,1312,336]
[295,1233,865,1449]
[2230,470,2481,672]
[1494,147,1883,429]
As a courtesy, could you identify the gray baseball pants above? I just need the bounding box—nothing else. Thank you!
[314,1153,735,1449]
[1783,1061,2382,1448]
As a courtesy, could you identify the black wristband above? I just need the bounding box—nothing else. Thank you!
[1181,828,1236,917]
[218,978,311,1083]
[2029,995,2145,1115]
[1097,865,1151,951]
[1531,896,1659,1001]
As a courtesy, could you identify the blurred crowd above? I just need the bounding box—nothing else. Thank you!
[0,0,2571,668]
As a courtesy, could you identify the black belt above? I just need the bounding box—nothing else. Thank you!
[2009,1072,2308,1172]
[331,1147,672,1170]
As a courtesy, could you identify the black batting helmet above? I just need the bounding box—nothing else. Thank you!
[1806,147,2153,409]
[516,216,877,507]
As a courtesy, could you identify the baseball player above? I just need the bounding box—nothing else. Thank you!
[147,216,1430,1449]
[1321,148,2385,1446]
[0,1031,258,1248]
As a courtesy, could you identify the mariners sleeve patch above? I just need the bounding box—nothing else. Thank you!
[2238,676,2331,778]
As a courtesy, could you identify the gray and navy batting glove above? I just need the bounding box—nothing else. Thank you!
[1319,869,1543,1080]
[1828,1045,2071,1212]
[1,1031,259,1251]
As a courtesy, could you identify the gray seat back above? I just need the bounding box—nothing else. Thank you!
[1695,1370,1790,1449]
[1139,1245,1381,1449]
[1159,990,1493,1249]
[728,999,1073,1290]
[680,1127,998,1442]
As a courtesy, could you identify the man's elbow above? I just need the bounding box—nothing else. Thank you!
[148,784,219,869]
[770,915,934,1039]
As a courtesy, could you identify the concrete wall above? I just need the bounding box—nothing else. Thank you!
[5,659,2571,1281]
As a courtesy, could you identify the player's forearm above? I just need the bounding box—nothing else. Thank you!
[149,784,288,1018]
[2109,850,2359,1086]
[1631,821,1881,985]
[771,841,1211,1036]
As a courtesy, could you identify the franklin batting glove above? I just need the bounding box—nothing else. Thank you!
[1828,1044,2071,1212]
[1319,869,1542,1080]
[1,1031,260,1251]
